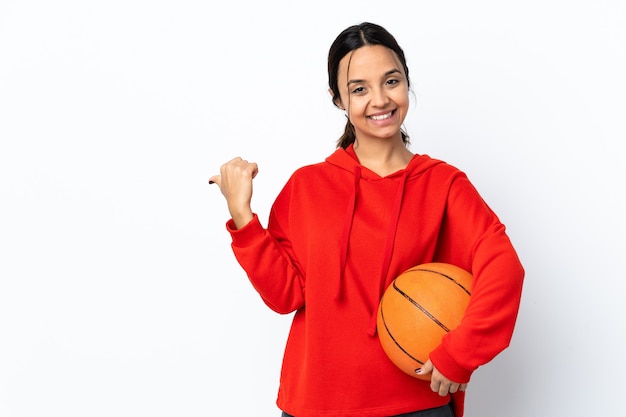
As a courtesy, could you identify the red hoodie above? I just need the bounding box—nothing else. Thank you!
[226,145,524,417]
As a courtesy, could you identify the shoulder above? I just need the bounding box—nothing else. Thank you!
[288,159,348,183]
[292,161,329,175]
[410,154,468,181]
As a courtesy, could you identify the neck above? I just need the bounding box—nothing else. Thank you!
[353,138,413,177]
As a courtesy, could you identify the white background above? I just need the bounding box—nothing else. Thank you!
[1,1,625,416]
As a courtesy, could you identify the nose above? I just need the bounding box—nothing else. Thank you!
[371,87,390,107]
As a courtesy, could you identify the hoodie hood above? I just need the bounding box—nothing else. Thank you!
[325,144,444,335]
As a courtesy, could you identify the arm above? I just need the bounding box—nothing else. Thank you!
[210,158,305,313]
[429,174,525,384]
[228,212,305,314]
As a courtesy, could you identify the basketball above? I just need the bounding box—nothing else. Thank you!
[376,262,473,380]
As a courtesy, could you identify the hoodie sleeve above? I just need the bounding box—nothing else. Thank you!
[430,173,525,383]
[227,182,306,314]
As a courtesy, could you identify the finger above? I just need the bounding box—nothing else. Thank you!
[448,383,459,394]
[460,383,468,392]
[226,156,243,164]
[430,379,441,394]
[438,382,451,397]
[415,359,433,376]
[208,175,220,185]
[250,163,259,179]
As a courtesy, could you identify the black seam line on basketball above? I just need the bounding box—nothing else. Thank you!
[380,300,425,366]
[412,267,471,296]
[392,280,451,333]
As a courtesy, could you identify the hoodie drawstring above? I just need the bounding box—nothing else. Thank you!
[335,166,361,301]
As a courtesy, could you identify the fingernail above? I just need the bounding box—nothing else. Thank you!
[415,368,422,374]
[209,180,214,184]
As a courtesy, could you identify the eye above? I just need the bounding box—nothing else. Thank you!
[386,78,400,86]
[351,86,365,94]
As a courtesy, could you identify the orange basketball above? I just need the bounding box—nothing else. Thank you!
[376,262,473,380]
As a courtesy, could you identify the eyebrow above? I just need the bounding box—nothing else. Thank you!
[347,69,402,86]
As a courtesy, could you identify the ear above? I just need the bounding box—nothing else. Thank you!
[329,88,344,110]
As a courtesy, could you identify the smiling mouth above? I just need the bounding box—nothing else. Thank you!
[369,110,395,121]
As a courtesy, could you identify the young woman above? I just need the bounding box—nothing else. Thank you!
[209,22,524,417]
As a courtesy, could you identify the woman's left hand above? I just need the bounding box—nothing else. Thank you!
[417,359,468,396]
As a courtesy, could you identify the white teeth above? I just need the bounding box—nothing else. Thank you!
[370,112,393,120]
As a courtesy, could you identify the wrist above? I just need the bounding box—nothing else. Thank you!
[229,207,254,229]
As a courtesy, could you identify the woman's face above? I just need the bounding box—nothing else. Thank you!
[335,44,409,144]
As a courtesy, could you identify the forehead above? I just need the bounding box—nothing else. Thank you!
[338,44,403,81]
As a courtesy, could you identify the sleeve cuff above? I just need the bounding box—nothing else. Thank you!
[429,344,473,383]
[226,214,265,247]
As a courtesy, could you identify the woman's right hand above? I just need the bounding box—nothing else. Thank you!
[209,157,258,229]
